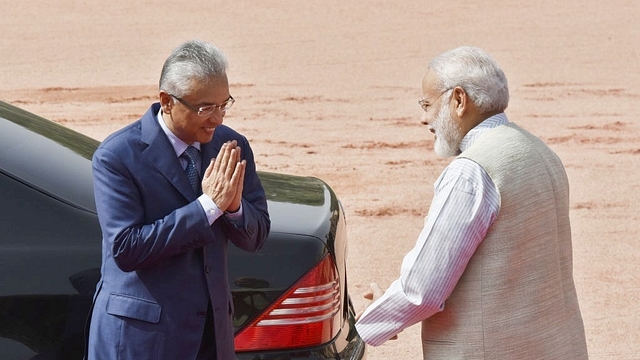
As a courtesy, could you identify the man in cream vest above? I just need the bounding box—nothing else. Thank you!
[355,46,588,359]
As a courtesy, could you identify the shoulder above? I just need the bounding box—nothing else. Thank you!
[436,158,493,195]
[213,124,242,140]
[442,157,487,181]
[213,125,251,148]
[98,103,160,152]
[97,120,143,155]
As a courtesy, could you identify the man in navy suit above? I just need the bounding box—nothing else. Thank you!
[86,40,270,359]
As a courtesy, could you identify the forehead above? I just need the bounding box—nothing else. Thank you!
[421,70,440,94]
[188,74,228,91]
[186,75,230,102]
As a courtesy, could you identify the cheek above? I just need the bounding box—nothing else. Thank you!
[182,115,204,130]
[432,111,445,129]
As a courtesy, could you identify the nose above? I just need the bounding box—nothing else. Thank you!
[420,111,429,125]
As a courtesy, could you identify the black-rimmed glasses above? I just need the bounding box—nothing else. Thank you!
[170,94,235,117]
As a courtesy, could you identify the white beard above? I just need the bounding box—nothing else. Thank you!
[432,101,463,158]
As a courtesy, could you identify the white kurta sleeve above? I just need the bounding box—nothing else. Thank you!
[355,158,499,346]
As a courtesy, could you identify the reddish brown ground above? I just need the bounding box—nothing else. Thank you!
[2,1,639,358]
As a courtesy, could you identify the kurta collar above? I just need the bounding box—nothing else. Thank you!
[459,113,509,153]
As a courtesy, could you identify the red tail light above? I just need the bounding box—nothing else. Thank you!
[234,254,341,352]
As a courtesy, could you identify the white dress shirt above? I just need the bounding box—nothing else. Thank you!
[355,113,509,346]
[157,110,243,225]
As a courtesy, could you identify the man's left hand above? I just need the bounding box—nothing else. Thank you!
[202,140,246,212]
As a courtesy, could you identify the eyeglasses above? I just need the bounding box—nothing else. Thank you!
[170,94,235,117]
[418,89,451,113]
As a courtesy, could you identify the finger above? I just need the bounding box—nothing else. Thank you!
[233,166,245,202]
[215,143,235,182]
[234,144,242,162]
[224,148,238,179]
[370,282,384,299]
[220,142,233,169]
[228,161,246,212]
[212,142,228,174]
[204,158,215,179]
[230,160,246,188]
[237,160,246,184]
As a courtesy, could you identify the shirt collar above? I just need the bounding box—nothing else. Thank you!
[156,108,201,157]
[459,112,509,152]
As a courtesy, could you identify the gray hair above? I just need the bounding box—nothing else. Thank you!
[159,40,228,97]
[428,46,509,114]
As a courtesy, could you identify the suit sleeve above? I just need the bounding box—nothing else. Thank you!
[92,146,212,272]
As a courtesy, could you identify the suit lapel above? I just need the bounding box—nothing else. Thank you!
[198,126,242,197]
[139,104,195,200]
[200,139,220,173]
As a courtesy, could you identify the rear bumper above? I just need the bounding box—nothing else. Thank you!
[235,335,366,360]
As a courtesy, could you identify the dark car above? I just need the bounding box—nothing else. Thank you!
[0,100,366,360]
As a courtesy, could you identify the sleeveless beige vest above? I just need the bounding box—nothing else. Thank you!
[421,123,588,359]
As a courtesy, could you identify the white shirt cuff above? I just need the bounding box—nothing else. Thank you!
[198,194,224,225]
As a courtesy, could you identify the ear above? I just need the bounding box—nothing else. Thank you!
[452,87,467,118]
[158,91,173,114]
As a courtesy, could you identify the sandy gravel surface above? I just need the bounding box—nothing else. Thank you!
[2,1,639,358]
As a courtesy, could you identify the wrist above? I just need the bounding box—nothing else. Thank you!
[225,206,240,214]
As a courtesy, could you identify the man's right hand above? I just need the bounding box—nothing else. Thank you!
[358,282,398,340]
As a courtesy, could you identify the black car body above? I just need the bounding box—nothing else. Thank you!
[0,100,366,359]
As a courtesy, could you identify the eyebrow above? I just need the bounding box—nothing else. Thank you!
[198,95,232,107]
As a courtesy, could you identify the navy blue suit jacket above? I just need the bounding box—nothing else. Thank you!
[87,103,270,359]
